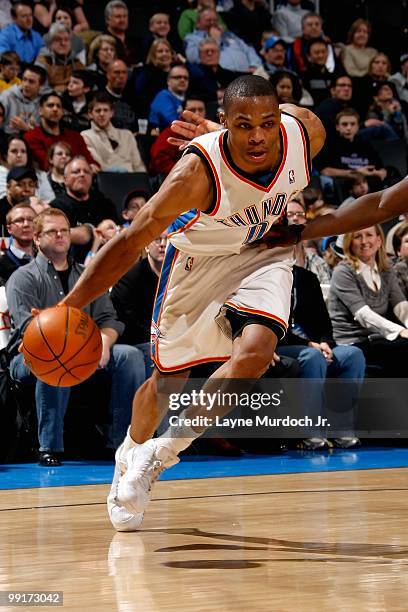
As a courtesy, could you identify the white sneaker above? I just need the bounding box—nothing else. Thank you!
[117,438,179,515]
[107,445,144,532]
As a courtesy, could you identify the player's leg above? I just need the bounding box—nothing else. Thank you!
[117,323,277,516]
[108,367,189,531]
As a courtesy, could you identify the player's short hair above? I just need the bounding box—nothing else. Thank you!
[33,208,70,235]
[223,75,278,114]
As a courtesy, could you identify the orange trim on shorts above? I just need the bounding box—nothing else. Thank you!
[219,127,288,193]
[152,353,230,374]
[224,301,288,330]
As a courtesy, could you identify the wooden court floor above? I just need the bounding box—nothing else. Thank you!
[1,468,408,611]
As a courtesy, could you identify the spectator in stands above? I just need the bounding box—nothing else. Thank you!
[272,0,308,44]
[329,225,408,377]
[120,189,148,227]
[225,0,272,51]
[189,38,237,103]
[149,97,206,178]
[269,69,312,106]
[87,34,118,89]
[392,223,408,298]
[302,185,335,219]
[0,135,54,202]
[253,36,287,79]
[104,59,136,132]
[367,82,408,144]
[61,70,92,132]
[315,74,354,138]
[51,156,118,262]
[354,52,392,118]
[178,0,227,41]
[34,0,89,36]
[390,54,408,106]
[302,38,333,106]
[84,218,120,266]
[0,166,48,235]
[317,109,387,187]
[0,52,21,93]
[7,207,146,465]
[36,23,84,93]
[111,233,168,376]
[47,6,86,64]
[289,12,335,75]
[339,173,369,207]
[149,64,190,132]
[341,19,377,79]
[133,39,174,118]
[184,8,262,73]
[141,12,184,62]
[104,0,141,67]
[24,92,97,172]
[82,93,146,173]
[0,0,12,30]
[0,65,46,135]
[0,1,43,64]
[0,201,34,282]
[277,261,365,450]
[287,197,332,283]
[46,140,72,195]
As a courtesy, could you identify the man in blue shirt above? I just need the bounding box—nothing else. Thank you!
[149,64,190,131]
[0,2,43,64]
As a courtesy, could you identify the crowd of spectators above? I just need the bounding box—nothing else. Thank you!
[0,0,406,463]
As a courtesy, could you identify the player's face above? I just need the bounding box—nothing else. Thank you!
[398,233,408,259]
[351,227,382,264]
[222,96,281,173]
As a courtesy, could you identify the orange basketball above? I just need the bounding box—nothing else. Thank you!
[22,306,102,387]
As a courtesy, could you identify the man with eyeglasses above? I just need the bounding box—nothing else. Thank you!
[315,74,354,139]
[188,38,238,103]
[149,64,190,131]
[6,207,147,466]
[0,202,34,283]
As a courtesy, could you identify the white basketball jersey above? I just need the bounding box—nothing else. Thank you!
[168,112,311,256]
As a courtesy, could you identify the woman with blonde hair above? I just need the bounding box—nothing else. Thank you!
[329,225,408,376]
[341,19,377,78]
[134,39,176,117]
[87,34,118,88]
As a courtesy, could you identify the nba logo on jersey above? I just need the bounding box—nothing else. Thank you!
[151,322,161,346]
[289,169,295,184]
[185,257,194,271]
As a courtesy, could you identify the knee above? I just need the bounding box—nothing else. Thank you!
[299,347,327,374]
[335,345,366,374]
[230,346,273,378]
[111,344,145,368]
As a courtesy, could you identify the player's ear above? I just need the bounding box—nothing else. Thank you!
[219,110,226,128]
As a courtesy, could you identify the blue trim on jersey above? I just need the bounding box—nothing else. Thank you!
[152,242,177,324]
[168,209,198,233]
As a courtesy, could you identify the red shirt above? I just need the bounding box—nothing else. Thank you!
[24,124,96,171]
[149,126,181,176]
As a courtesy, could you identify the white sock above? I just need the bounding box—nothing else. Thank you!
[118,427,139,463]
[157,411,202,455]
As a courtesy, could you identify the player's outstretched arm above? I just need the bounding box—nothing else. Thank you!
[168,110,222,148]
[60,155,213,310]
[301,177,408,241]
[260,178,408,249]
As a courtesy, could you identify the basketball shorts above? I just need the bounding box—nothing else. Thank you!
[151,243,294,373]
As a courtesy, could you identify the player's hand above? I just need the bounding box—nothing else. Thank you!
[399,328,408,338]
[168,111,222,149]
[251,224,304,249]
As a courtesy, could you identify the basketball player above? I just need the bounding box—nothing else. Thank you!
[59,76,408,531]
